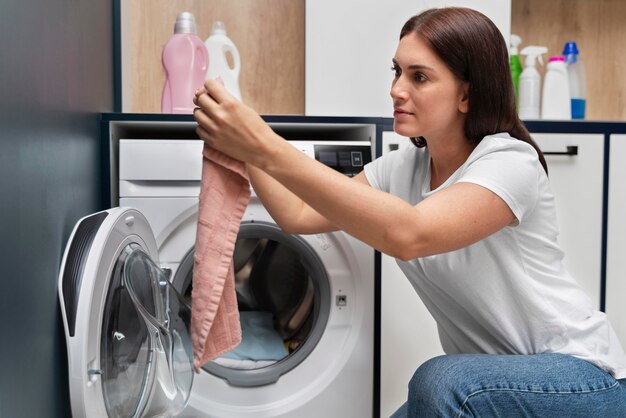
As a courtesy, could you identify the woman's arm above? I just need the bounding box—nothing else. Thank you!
[255,138,515,260]
[194,80,515,260]
[246,164,339,234]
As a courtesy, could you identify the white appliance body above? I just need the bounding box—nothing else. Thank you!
[60,136,375,417]
[120,138,375,417]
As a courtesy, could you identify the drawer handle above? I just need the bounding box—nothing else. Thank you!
[544,146,578,156]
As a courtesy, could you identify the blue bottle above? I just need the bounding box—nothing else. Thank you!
[563,41,587,119]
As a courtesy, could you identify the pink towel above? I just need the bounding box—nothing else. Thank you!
[191,145,250,370]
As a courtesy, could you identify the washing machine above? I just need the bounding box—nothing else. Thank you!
[58,132,376,417]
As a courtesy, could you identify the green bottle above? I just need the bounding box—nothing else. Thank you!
[509,34,523,110]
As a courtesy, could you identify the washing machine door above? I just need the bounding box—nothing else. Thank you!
[58,207,194,418]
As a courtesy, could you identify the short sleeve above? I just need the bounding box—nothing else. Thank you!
[364,151,393,192]
[458,137,542,224]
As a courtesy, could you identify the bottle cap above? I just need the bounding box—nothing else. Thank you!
[549,56,565,62]
[211,21,227,35]
[520,46,548,67]
[174,12,197,34]
[510,34,522,55]
[562,41,579,56]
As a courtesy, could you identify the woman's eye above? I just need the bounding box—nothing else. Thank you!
[391,65,427,83]
[414,72,427,82]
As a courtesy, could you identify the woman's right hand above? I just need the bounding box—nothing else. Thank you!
[193,79,278,168]
[193,80,338,234]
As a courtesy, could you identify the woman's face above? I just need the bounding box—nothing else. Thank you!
[390,33,469,141]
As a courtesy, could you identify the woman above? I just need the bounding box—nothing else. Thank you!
[194,7,626,417]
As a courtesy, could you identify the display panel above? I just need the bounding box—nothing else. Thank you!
[314,144,372,177]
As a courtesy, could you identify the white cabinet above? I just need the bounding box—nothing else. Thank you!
[378,131,604,417]
[533,134,605,309]
[305,1,511,117]
[606,134,626,347]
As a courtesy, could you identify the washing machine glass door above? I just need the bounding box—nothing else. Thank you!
[111,246,194,417]
[59,208,194,418]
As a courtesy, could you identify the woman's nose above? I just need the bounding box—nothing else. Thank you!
[390,78,408,101]
[390,74,408,99]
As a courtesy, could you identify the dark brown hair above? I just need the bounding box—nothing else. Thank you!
[400,7,547,173]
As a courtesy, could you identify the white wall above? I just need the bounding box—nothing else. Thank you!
[305,1,511,117]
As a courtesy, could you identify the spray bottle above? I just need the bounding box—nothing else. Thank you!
[509,34,523,109]
[518,46,547,120]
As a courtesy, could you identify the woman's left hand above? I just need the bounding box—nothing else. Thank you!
[193,79,277,167]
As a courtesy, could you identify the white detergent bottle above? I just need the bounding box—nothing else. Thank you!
[205,21,242,100]
[541,56,571,120]
[519,46,547,120]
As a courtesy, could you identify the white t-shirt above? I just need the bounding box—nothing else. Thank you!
[364,133,626,379]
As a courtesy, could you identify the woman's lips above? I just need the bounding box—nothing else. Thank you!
[394,109,413,118]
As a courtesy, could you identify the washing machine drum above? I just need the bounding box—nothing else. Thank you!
[173,221,331,387]
[58,208,194,418]
[236,237,314,340]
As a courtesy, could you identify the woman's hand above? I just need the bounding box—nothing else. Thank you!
[193,79,277,167]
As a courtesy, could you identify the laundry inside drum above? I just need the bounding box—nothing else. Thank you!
[180,236,318,371]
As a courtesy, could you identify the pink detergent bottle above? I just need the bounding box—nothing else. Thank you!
[161,12,208,114]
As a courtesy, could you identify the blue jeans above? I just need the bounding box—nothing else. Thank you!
[390,353,626,417]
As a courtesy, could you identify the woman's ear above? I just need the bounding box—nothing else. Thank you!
[458,82,469,113]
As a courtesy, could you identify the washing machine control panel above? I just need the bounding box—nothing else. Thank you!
[288,141,372,177]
